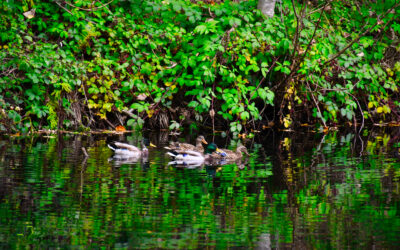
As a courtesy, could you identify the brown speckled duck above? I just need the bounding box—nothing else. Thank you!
[212,145,249,161]
[165,135,208,152]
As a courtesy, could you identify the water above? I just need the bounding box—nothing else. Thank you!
[0,130,399,248]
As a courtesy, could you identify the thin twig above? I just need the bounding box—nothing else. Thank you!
[278,1,330,89]
[55,1,96,24]
[348,93,365,134]
[306,80,327,127]
[64,0,114,11]
[250,59,278,98]
[81,147,89,158]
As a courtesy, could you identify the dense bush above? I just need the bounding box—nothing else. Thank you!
[0,0,399,133]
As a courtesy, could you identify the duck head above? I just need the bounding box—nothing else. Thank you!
[141,139,156,151]
[196,135,208,145]
[237,145,249,156]
[204,143,225,156]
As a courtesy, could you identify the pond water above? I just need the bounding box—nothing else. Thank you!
[0,129,399,248]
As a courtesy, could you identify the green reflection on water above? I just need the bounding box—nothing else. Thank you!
[0,131,399,248]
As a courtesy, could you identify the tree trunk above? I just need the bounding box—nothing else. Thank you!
[257,0,276,18]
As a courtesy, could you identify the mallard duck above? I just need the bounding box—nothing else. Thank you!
[108,140,156,157]
[167,142,223,162]
[165,135,208,152]
[212,145,249,161]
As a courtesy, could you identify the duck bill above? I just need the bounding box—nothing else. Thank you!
[202,139,208,144]
[149,142,157,148]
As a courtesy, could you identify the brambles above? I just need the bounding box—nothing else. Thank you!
[0,0,399,133]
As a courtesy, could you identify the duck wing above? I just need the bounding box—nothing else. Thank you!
[113,142,141,152]
[164,142,194,151]
[175,150,203,157]
[167,150,204,161]
[176,143,196,151]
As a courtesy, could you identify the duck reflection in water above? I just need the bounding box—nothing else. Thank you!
[108,139,155,166]
[167,142,225,167]
[168,142,249,170]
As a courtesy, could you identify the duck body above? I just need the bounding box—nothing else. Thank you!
[166,136,208,153]
[167,150,205,162]
[167,142,223,164]
[212,145,249,161]
[108,141,154,157]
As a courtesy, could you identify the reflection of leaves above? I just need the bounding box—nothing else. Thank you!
[255,169,273,178]
[2,131,400,248]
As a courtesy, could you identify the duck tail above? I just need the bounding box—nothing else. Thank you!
[166,151,178,157]
[108,144,116,151]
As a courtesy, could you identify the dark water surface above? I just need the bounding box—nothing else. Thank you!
[0,129,399,248]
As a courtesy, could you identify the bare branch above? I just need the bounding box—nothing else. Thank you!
[323,1,400,67]
[64,0,114,12]
[306,80,327,127]
[55,1,96,24]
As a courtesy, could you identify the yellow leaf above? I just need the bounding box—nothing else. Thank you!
[383,105,391,114]
[283,137,290,147]
[165,82,173,87]
[146,109,154,118]
[377,107,383,113]
[368,102,374,109]
[284,120,289,128]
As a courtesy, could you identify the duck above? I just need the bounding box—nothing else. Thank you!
[108,140,156,157]
[167,142,223,163]
[212,145,249,161]
[165,135,208,152]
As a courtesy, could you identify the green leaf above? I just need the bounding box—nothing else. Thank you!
[194,24,208,35]
[140,63,153,75]
[130,102,146,112]
[258,88,268,101]
[240,111,249,120]
[24,36,32,42]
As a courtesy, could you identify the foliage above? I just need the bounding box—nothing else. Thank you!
[0,0,400,133]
